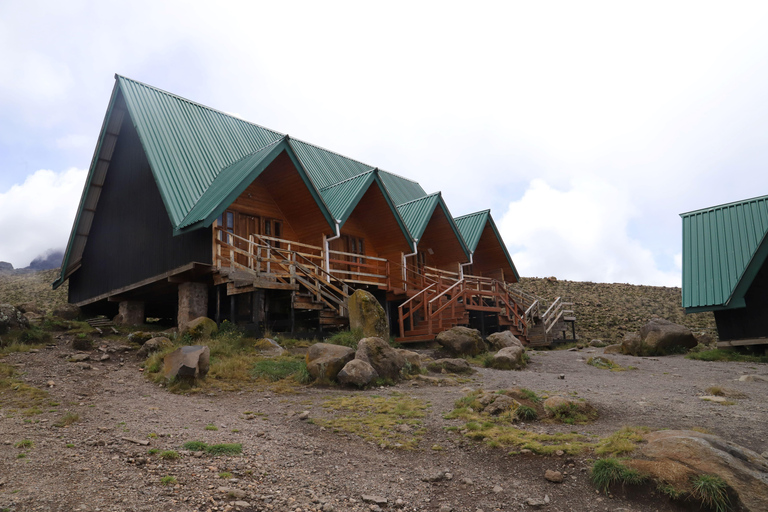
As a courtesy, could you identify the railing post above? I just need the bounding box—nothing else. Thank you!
[399,305,405,338]
[266,246,271,274]
[248,235,254,270]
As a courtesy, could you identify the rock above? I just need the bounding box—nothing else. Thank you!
[0,261,13,272]
[136,337,172,359]
[427,358,473,374]
[603,344,622,354]
[233,502,250,509]
[347,290,389,339]
[439,505,453,512]
[16,302,41,314]
[127,331,153,345]
[69,353,90,362]
[361,495,387,506]
[525,496,549,508]
[544,470,563,483]
[589,339,607,347]
[72,337,92,351]
[486,331,523,351]
[297,411,310,420]
[52,304,81,320]
[739,374,768,383]
[253,338,284,355]
[355,337,405,380]
[622,319,698,356]
[483,395,520,416]
[337,359,379,387]
[0,304,29,333]
[492,485,503,493]
[122,437,150,446]
[180,317,218,339]
[696,333,716,347]
[398,349,423,373]
[436,326,486,356]
[305,343,355,381]
[162,345,210,379]
[632,430,768,512]
[490,345,525,370]
[699,395,729,403]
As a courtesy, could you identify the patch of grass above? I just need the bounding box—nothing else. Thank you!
[594,426,648,456]
[159,450,180,460]
[17,452,27,459]
[517,388,542,403]
[14,439,33,448]
[148,448,160,455]
[591,458,648,494]
[65,443,75,448]
[218,471,232,478]
[316,393,429,450]
[53,411,80,427]
[0,362,48,408]
[587,356,628,371]
[205,443,242,455]
[325,328,364,350]
[545,401,597,425]
[204,424,218,431]
[514,405,538,421]
[691,474,731,512]
[706,386,724,396]
[686,349,768,363]
[251,358,306,382]
[182,440,207,451]
[159,475,177,486]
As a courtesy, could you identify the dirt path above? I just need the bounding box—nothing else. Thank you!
[2,338,766,512]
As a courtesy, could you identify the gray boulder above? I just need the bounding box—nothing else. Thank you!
[436,326,485,356]
[355,337,405,380]
[0,304,29,333]
[254,338,285,356]
[337,359,379,387]
[486,331,523,351]
[632,430,768,512]
[621,319,698,356]
[398,349,423,373]
[347,290,389,339]
[162,345,210,379]
[484,394,520,416]
[180,316,218,338]
[427,358,473,374]
[491,345,525,370]
[305,343,355,381]
[137,337,173,359]
[52,304,80,320]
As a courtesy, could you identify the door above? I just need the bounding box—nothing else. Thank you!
[236,213,259,267]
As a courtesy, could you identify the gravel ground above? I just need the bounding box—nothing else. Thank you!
[2,336,767,512]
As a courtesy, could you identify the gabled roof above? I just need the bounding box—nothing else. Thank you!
[454,210,520,281]
[397,193,469,259]
[681,194,768,311]
[379,170,428,205]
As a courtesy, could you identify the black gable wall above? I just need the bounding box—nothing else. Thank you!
[714,259,768,341]
[68,113,212,305]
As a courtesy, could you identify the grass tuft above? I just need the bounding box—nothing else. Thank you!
[53,411,80,427]
[325,328,364,350]
[14,439,33,449]
[591,458,648,494]
[691,474,731,512]
[204,443,242,455]
[594,426,648,457]
[160,475,177,486]
[182,440,207,451]
[159,450,180,460]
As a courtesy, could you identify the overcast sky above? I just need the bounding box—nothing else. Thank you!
[2,1,767,286]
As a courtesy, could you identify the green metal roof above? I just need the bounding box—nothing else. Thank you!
[397,193,469,259]
[379,170,427,205]
[681,194,768,311]
[289,138,375,190]
[319,171,376,222]
[454,210,520,281]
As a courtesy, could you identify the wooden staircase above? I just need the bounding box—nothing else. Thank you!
[505,285,576,347]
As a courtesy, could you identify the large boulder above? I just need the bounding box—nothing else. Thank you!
[137,337,173,359]
[0,304,29,333]
[180,317,218,339]
[491,345,525,370]
[621,319,698,356]
[163,345,210,379]
[436,326,485,356]
[337,359,379,387]
[427,358,473,374]
[52,304,81,320]
[398,349,424,373]
[305,343,355,382]
[253,338,285,356]
[355,337,406,381]
[347,290,389,339]
[486,331,523,351]
[630,430,768,512]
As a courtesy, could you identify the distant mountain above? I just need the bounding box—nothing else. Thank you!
[27,250,64,271]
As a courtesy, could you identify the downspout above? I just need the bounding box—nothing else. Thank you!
[459,252,474,279]
[325,221,341,281]
[402,240,418,290]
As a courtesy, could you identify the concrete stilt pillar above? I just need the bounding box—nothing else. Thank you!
[118,300,145,326]
[177,282,209,329]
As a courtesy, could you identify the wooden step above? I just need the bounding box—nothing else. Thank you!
[293,301,325,310]
[319,316,348,326]
[395,334,436,343]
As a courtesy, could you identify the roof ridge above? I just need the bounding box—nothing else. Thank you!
[115,74,285,139]
[318,169,375,191]
[680,193,768,217]
[454,209,491,221]
[378,168,422,186]
[397,191,440,208]
[290,135,376,170]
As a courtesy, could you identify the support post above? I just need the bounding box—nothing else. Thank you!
[177,282,208,330]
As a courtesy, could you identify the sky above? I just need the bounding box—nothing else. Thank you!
[2,1,768,286]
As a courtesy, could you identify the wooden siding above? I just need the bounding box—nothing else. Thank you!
[68,114,212,304]
[473,222,516,282]
[714,259,768,341]
[415,204,467,271]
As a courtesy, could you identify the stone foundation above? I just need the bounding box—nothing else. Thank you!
[118,301,145,325]
[177,282,209,329]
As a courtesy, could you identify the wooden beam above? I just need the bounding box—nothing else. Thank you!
[717,337,768,348]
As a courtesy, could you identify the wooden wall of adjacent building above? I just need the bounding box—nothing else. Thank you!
[472,222,516,282]
[416,205,467,272]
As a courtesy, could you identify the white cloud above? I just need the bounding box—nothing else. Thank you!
[0,168,86,268]
[499,178,681,287]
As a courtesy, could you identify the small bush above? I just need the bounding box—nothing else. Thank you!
[205,443,242,455]
[14,439,33,449]
[204,424,218,431]
[514,405,538,421]
[691,474,731,512]
[591,458,647,494]
[147,448,160,455]
[54,411,80,427]
[325,328,364,350]
[160,475,177,486]
[159,450,180,460]
[218,471,233,478]
[182,440,207,451]
[517,388,541,403]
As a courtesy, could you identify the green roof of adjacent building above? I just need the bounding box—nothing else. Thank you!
[681,194,768,311]
[397,193,469,258]
[455,210,520,281]
[379,170,427,206]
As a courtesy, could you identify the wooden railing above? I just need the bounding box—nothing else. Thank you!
[328,249,389,287]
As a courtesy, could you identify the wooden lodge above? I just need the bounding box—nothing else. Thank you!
[681,195,768,348]
[54,75,572,344]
